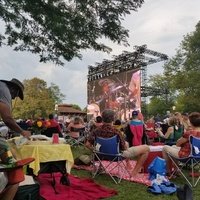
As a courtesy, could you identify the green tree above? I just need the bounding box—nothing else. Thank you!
[48,82,65,104]
[0,0,144,65]
[71,104,82,111]
[148,21,200,113]
[163,21,200,112]
[13,77,64,119]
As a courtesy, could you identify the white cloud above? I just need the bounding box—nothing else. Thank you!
[0,0,200,109]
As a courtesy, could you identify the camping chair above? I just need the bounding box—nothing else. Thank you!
[65,128,87,147]
[168,135,200,187]
[92,135,130,184]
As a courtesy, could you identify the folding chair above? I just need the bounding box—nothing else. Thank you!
[168,135,200,187]
[92,135,130,184]
[65,128,87,147]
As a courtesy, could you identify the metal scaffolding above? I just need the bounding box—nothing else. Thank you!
[87,45,168,115]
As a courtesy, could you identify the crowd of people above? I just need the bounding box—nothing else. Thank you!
[1,78,200,200]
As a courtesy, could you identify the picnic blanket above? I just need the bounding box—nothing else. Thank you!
[38,173,117,200]
[74,160,151,186]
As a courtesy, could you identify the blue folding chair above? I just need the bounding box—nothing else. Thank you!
[92,135,130,184]
[168,135,200,187]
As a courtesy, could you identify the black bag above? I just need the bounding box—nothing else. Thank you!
[14,179,40,200]
[177,184,193,200]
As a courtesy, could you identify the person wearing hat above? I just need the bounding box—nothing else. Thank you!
[0,78,30,138]
[125,110,147,147]
[0,78,32,200]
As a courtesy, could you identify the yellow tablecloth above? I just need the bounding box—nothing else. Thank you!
[8,140,74,176]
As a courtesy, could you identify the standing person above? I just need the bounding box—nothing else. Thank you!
[127,110,146,147]
[0,78,31,200]
[0,78,31,138]
[85,109,149,177]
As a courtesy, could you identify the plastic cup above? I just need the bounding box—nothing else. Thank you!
[52,133,59,144]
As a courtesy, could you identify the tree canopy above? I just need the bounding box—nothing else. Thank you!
[148,21,200,115]
[13,77,65,119]
[0,0,144,65]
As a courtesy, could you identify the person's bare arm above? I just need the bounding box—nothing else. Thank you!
[163,126,174,139]
[176,137,188,147]
[156,126,173,139]
[0,102,31,138]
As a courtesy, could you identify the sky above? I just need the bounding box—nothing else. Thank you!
[0,0,200,109]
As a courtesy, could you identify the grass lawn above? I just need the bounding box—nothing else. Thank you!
[71,146,200,200]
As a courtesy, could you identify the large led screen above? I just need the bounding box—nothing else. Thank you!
[87,69,141,120]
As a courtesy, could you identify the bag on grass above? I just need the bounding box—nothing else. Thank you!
[148,156,166,180]
[74,155,92,166]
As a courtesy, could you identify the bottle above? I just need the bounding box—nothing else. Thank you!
[0,138,15,166]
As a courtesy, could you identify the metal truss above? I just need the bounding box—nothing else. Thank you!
[88,45,168,82]
[87,45,169,114]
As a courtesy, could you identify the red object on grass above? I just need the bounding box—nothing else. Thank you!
[38,173,117,200]
[189,172,200,177]
[0,158,35,184]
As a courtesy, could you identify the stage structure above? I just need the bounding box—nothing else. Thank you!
[87,45,168,120]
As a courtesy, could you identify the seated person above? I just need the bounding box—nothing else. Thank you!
[66,117,85,139]
[156,116,183,144]
[113,119,124,135]
[0,174,19,200]
[85,109,150,176]
[89,116,103,132]
[181,112,191,131]
[43,114,62,137]
[162,112,200,175]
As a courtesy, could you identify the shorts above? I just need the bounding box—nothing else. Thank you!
[122,146,137,159]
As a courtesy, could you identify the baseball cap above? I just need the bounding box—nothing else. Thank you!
[132,110,138,116]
